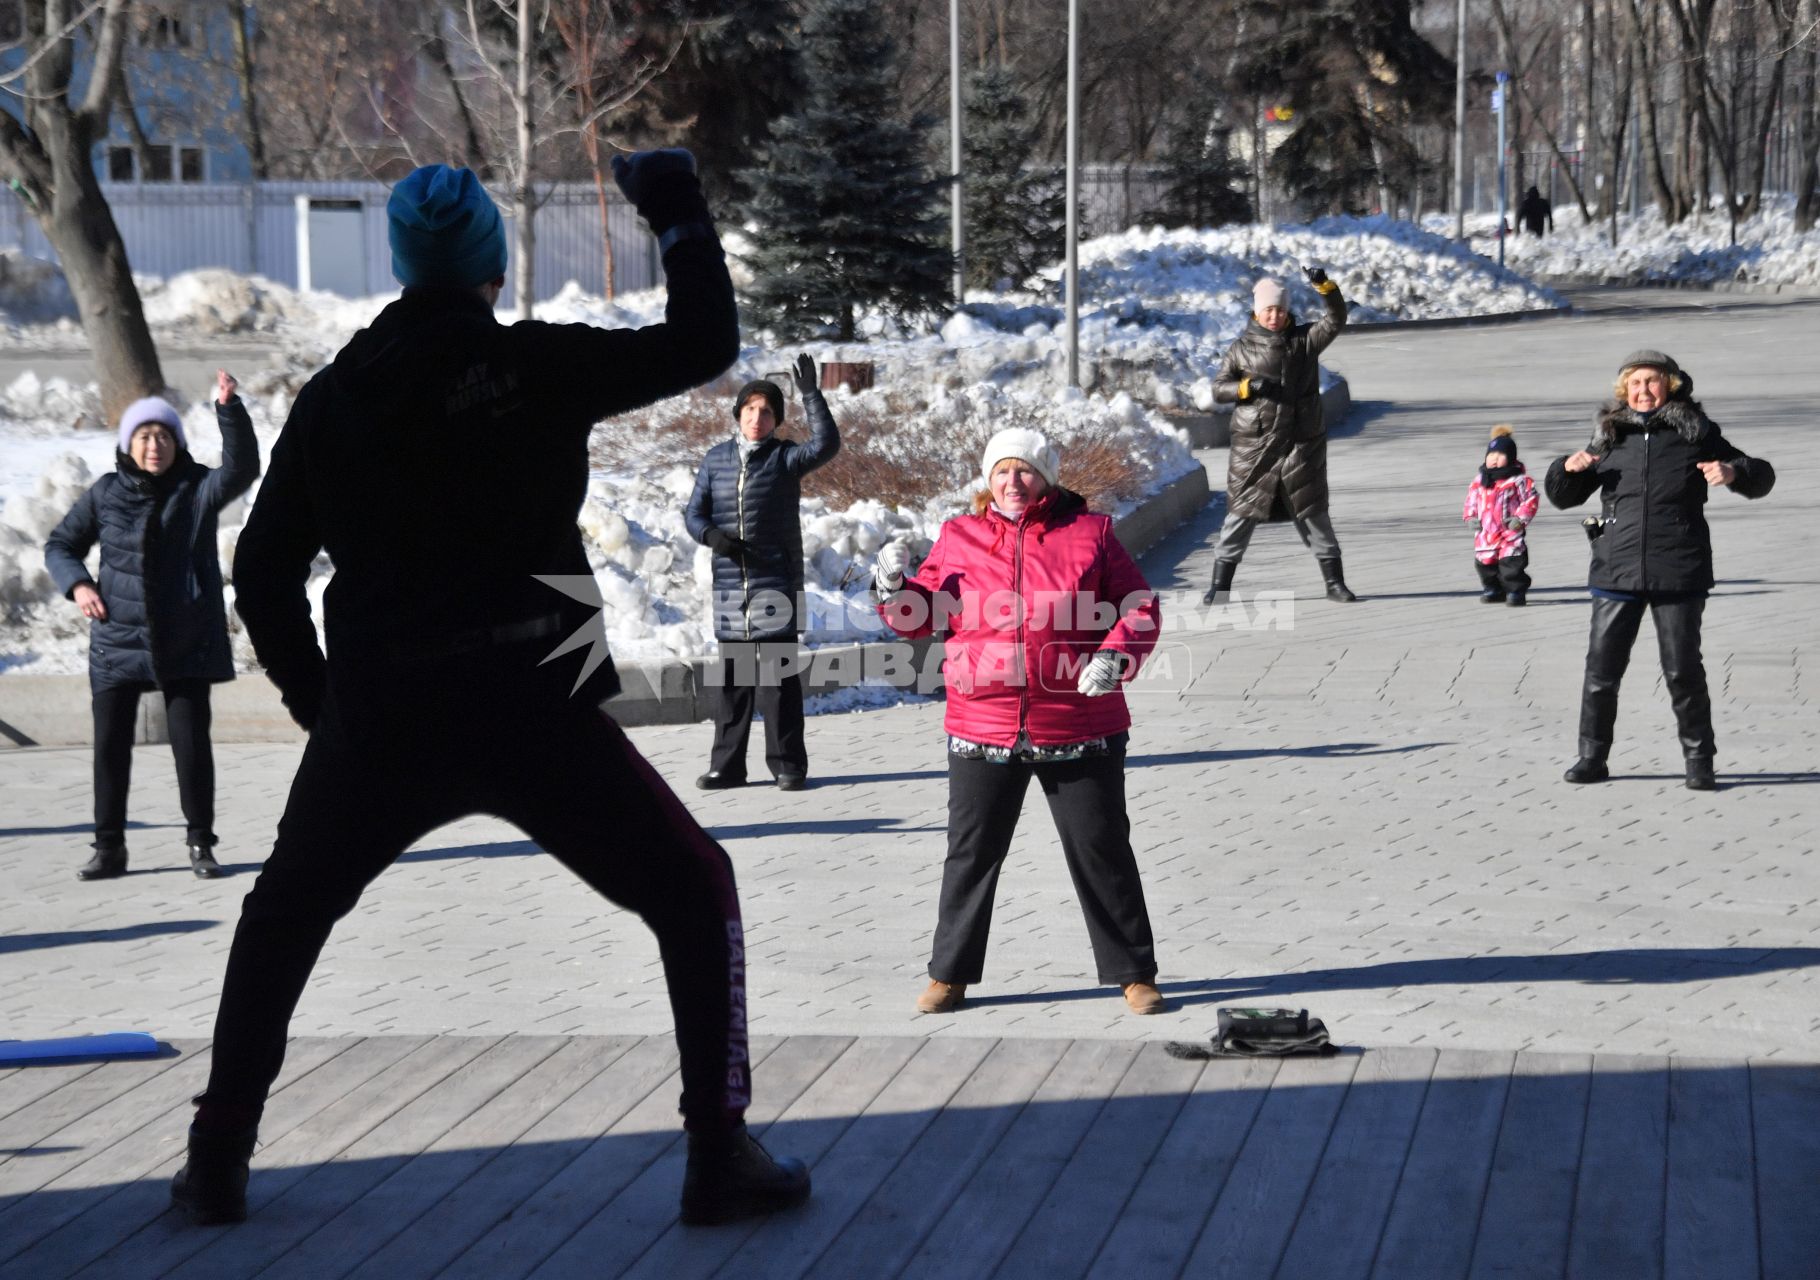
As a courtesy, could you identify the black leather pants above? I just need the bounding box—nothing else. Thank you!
[1577,594,1714,762]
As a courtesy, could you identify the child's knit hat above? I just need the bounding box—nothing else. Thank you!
[1484,424,1517,463]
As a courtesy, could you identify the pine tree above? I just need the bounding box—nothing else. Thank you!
[963,65,1064,291]
[1150,88,1254,230]
[739,0,951,341]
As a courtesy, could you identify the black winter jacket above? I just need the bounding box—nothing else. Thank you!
[1544,398,1774,594]
[45,398,260,692]
[684,391,839,641]
[232,226,737,731]
[1212,284,1348,522]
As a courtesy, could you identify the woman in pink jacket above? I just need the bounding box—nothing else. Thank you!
[875,428,1164,1017]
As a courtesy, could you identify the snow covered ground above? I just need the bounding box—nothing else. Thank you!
[1,214,1560,679]
[1426,196,1820,289]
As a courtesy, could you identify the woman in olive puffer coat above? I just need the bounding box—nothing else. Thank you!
[1204,266,1354,604]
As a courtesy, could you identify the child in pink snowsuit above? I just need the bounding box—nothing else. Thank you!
[1463,425,1539,605]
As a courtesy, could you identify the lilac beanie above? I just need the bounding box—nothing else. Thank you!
[117,397,185,454]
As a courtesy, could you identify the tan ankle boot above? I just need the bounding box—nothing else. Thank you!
[916,980,966,1013]
[1121,982,1164,1015]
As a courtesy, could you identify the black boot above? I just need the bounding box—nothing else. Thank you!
[1564,756,1610,784]
[189,844,226,878]
[1685,757,1717,791]
[77,843,127,881]
[680,1124,811,1225]
[1201,560,1236,606]
[170,1125,257,1225]
[1317,557,1357,603]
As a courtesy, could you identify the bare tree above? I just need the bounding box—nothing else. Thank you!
[1,0,166,424]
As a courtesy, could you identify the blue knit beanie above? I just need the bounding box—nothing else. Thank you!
[386,165,508,288]
[117,397,186,454]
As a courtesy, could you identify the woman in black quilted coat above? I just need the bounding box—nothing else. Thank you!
[44,370,260,879]
[1204,267,1355,605]
[1545,350,1774,791]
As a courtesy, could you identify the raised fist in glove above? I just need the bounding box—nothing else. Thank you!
[705,528,751,564]
[1302,265,1328,287]
[610,148,696,206]
[792,353,819,398]
[875,541,911,592]
[1077,649,1127,697]
[1243,374,1282,401]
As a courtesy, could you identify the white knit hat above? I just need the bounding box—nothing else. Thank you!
[980,427,1060,491]
[117,397,185,454]
[1252,277,1287,311]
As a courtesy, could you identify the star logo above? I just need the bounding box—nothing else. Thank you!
[532,574,614,695]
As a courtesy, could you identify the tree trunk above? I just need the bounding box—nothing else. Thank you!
[1623,0,1683,222]
[230,1,269,179]
[587,152,617,301]
[46,160,167,425]
[513,0,535,321]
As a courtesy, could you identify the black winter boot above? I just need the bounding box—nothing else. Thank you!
[680,1124,811,1225]
[1317,557,1357,603]
[170,1124,257,1225]
[1201,560,1236,606]
[188,844,225,878]
[1685,757,1717,791]
[77,843,127,881]
[1564,756,1610,784]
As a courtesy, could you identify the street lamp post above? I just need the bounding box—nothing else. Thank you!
[950,0,964,305]
[1063,0,1080,388]
[1453,0,1467,240]
[1496,69,1509,268]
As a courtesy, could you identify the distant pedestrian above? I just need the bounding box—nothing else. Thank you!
[44,370,259,881]
[1546,350,1775,790]
[1517,185,1553,237]
[685,356,839,792]
[1462,425,1539,605]
[1202,266,1357,605]
[170,155,808,1231]
[875,428,1166,1018]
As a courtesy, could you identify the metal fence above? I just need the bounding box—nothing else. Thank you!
[1,180,660,308]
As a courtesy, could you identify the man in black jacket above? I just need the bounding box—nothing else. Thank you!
[170,156,809,1229]
[1546,349,1775,791]
[685,359,839,791]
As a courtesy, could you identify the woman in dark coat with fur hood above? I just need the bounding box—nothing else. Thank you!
[44,371,260,879]
[1545,350,1774,791]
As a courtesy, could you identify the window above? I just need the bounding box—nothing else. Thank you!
[178,147,204,182]
[101,141,208,183]
[108,147,136,182]
[136,9,193,48]
[144,147,173,182]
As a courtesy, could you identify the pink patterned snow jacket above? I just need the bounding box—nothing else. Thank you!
[1463,466,1540,563]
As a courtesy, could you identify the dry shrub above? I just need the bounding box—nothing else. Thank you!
[1058,434,1152,513]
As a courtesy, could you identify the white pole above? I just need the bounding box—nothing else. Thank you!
[1453,0,1467,240]
[950,0,964,303]
[1064,0,1080,388]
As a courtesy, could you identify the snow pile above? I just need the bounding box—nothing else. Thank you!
[1424,198,1820,289]
[0,211,1559,679]
[775,214,1562,408]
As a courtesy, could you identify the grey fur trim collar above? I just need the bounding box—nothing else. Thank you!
[1592,397,1712,450]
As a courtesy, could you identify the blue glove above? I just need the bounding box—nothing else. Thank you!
[610,149,697,208]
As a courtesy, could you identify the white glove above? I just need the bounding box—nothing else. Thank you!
[874,541,911,592]
[1077,650,1126,697]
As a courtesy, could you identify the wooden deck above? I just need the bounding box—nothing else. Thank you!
[2,1036,1817,1279]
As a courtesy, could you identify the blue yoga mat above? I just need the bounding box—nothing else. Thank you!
[0,1033,163,1064]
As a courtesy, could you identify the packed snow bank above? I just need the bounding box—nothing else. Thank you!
[1,213,1558,680]
[1424,198,1820,289]
[0,250,79,328]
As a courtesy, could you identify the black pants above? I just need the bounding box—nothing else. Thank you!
[1577,594,1714,762]
[92,680,215,849]
[708,640,807,779]
[1474,553,1531,595]
[200,667,751,1134]
[931,745,1156,986]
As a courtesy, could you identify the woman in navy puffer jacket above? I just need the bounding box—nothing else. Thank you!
[45,370,260,880]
